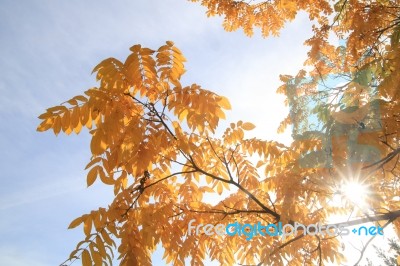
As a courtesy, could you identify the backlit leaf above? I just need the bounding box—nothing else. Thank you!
[242,122,255,130]
[218,96,231,110]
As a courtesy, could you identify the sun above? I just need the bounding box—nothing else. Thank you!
[342,181,369,208]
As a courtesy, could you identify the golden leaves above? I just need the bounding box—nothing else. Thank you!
[222,121,257,144]
[156,41,186,86]
[37,94,93,135]
[37,43,232,203]
[92,58,128,91]
[168,84,230,134]
[125,45,157,97]
[191,0,332,37]
[66,208,117,266]
[37,34,400,266]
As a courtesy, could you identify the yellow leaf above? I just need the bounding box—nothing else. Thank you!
[96,235,107,257]
[37,118,54,132]
[81,249,92,266]
[256,160,265,168]
[85,157,102,170]
[62,111,71,132]
[85,110,93,129]
[84,216,92,236]
[92,250,102,266]
[38,112,52,120]
[215,108,226,119]
[93,212,101,230]
[87,166,98,187]
[73,95,88,102]
[217,183,223,195]
[178,109,188,122]
[53,116,62,135]
[68,216,84,229]
[69,249,79,260]
[91,130,107,155]
[98,167,114,185]
[71,107,81,128]
[120,174,128,189]
[190,202,200,208]
[206,175,213,184]
[80,104,90,126]
[46,105,68,113]
[101,230,114,246]
[67,98,78,106]
[242,122,255,130]
[74,120,83,134]
[218,96,231,110]
[201,186,215,193]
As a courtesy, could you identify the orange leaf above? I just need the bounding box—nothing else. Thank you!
[242,122,256,130]
[84,216,92,236]
[81,249,92,266]
[68,216,84,229]
[218,96,231,110]
[87,166,98,187]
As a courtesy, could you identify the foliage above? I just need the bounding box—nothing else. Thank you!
[366,238,400,266]
[38,1,400,265]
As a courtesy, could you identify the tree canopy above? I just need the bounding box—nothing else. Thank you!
[38,0,400,265]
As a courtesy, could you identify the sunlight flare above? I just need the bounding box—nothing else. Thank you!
[342,181,369,208]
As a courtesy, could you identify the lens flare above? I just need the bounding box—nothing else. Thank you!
[342,181,369,208]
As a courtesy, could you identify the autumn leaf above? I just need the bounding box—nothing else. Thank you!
[87,166,98,187]
[68,216,84,229]
[218,96,231,110]
[242,122,255,130]
[81,250,91,266]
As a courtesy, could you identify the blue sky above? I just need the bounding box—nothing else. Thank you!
[0,0,323,265]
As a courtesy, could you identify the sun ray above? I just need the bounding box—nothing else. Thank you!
[337,167,371,209]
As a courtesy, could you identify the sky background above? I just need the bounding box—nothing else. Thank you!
[0,0,390,265]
